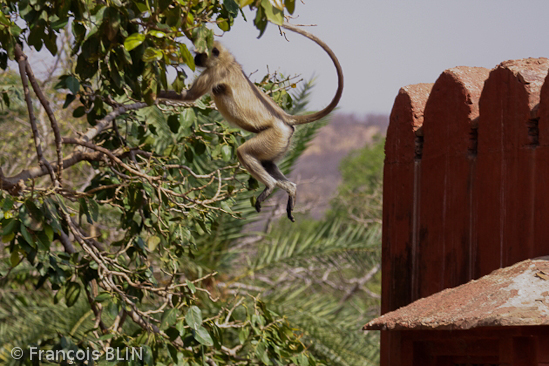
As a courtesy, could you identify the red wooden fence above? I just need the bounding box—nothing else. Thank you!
[381,58,549,365]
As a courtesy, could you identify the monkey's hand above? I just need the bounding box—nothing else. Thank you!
[157,90,192,101]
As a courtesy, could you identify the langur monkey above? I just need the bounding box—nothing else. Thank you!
[159,23,344,221]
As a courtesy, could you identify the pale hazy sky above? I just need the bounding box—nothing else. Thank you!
[211,0,549,116]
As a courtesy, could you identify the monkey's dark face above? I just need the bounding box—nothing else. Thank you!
[194,46,221,68]
[194,52,207,68]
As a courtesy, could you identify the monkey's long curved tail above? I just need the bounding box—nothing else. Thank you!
[280,22,344,126]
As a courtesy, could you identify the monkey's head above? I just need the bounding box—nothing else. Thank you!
[194,41,233,69]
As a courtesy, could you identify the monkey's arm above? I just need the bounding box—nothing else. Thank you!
[157,72,212,101]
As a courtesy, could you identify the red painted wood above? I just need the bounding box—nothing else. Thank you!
[537,332,549,362]
[534,72,549,257]
[513,336,537,366]
[381,84,432,366]
[417,67,489,299]
[476,59,549,277]
[382,83,433,314]
[395,327,549,365]
[379,60,549,365]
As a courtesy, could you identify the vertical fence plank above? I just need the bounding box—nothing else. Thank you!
[476,58,549,277]
[418,67,489,299]
[534,72,549,256]
[381,84,432,366]
[382,83,432,313]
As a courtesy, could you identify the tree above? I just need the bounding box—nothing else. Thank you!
[0,0,323,365]
[326,135,384,226]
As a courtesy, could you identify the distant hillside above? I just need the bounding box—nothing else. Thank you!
[265,113,389,220]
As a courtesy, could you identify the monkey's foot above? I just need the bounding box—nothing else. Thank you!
[287,210,295,222]
[286,195,295,222]
[255,186,274,213]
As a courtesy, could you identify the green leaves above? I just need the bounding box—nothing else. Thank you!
[167,114,181,133]
[143,47,163,62]
[192,25,214,54]
[285,0,296,14]
[179,44,195,71]
[0,11,11,27]
[0,9,22,59]
[79,197,99,224]
[55,75,80,94]
[124,33,145,51]
[185,305,202,330]
[0,1,336,365]
[161,308,179,329]
[54,74,80,108]
[261,0,284,25]
[65,282,81,307]
[185,305,214,346]
[148,30,166,39]
[104,7,121,41]
[217,0,239,31]
[223,0,240,17]
[94,292,112,303]
[193,326,214,346]
[221,145,232,162]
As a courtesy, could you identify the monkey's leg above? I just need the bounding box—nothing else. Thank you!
[261,161,296,222]
[237,142,278,214]
[236,125,296,220]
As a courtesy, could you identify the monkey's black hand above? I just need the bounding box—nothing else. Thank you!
[255,199,262,213]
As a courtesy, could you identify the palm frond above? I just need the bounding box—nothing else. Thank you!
[249,220,380,273]
[235,218,382,365]
[0,283,94,365]
[289,79,315,115]
[279,82,327,175]
[267,294,380,366]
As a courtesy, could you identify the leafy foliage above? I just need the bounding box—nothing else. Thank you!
[0,0,339,365]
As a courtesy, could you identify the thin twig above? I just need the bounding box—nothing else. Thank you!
[62,137,161,181]
[84,281,108,333]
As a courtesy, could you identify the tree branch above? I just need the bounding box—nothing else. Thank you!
[0,150,103,193]
[14,44,58,187]
[84,280,108,333]
[79,102,149,143]
[338,263,381,305]
[20,46,64,184]
[58,228,76,254]
[0,102,149,194]
[62,137,161,181]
